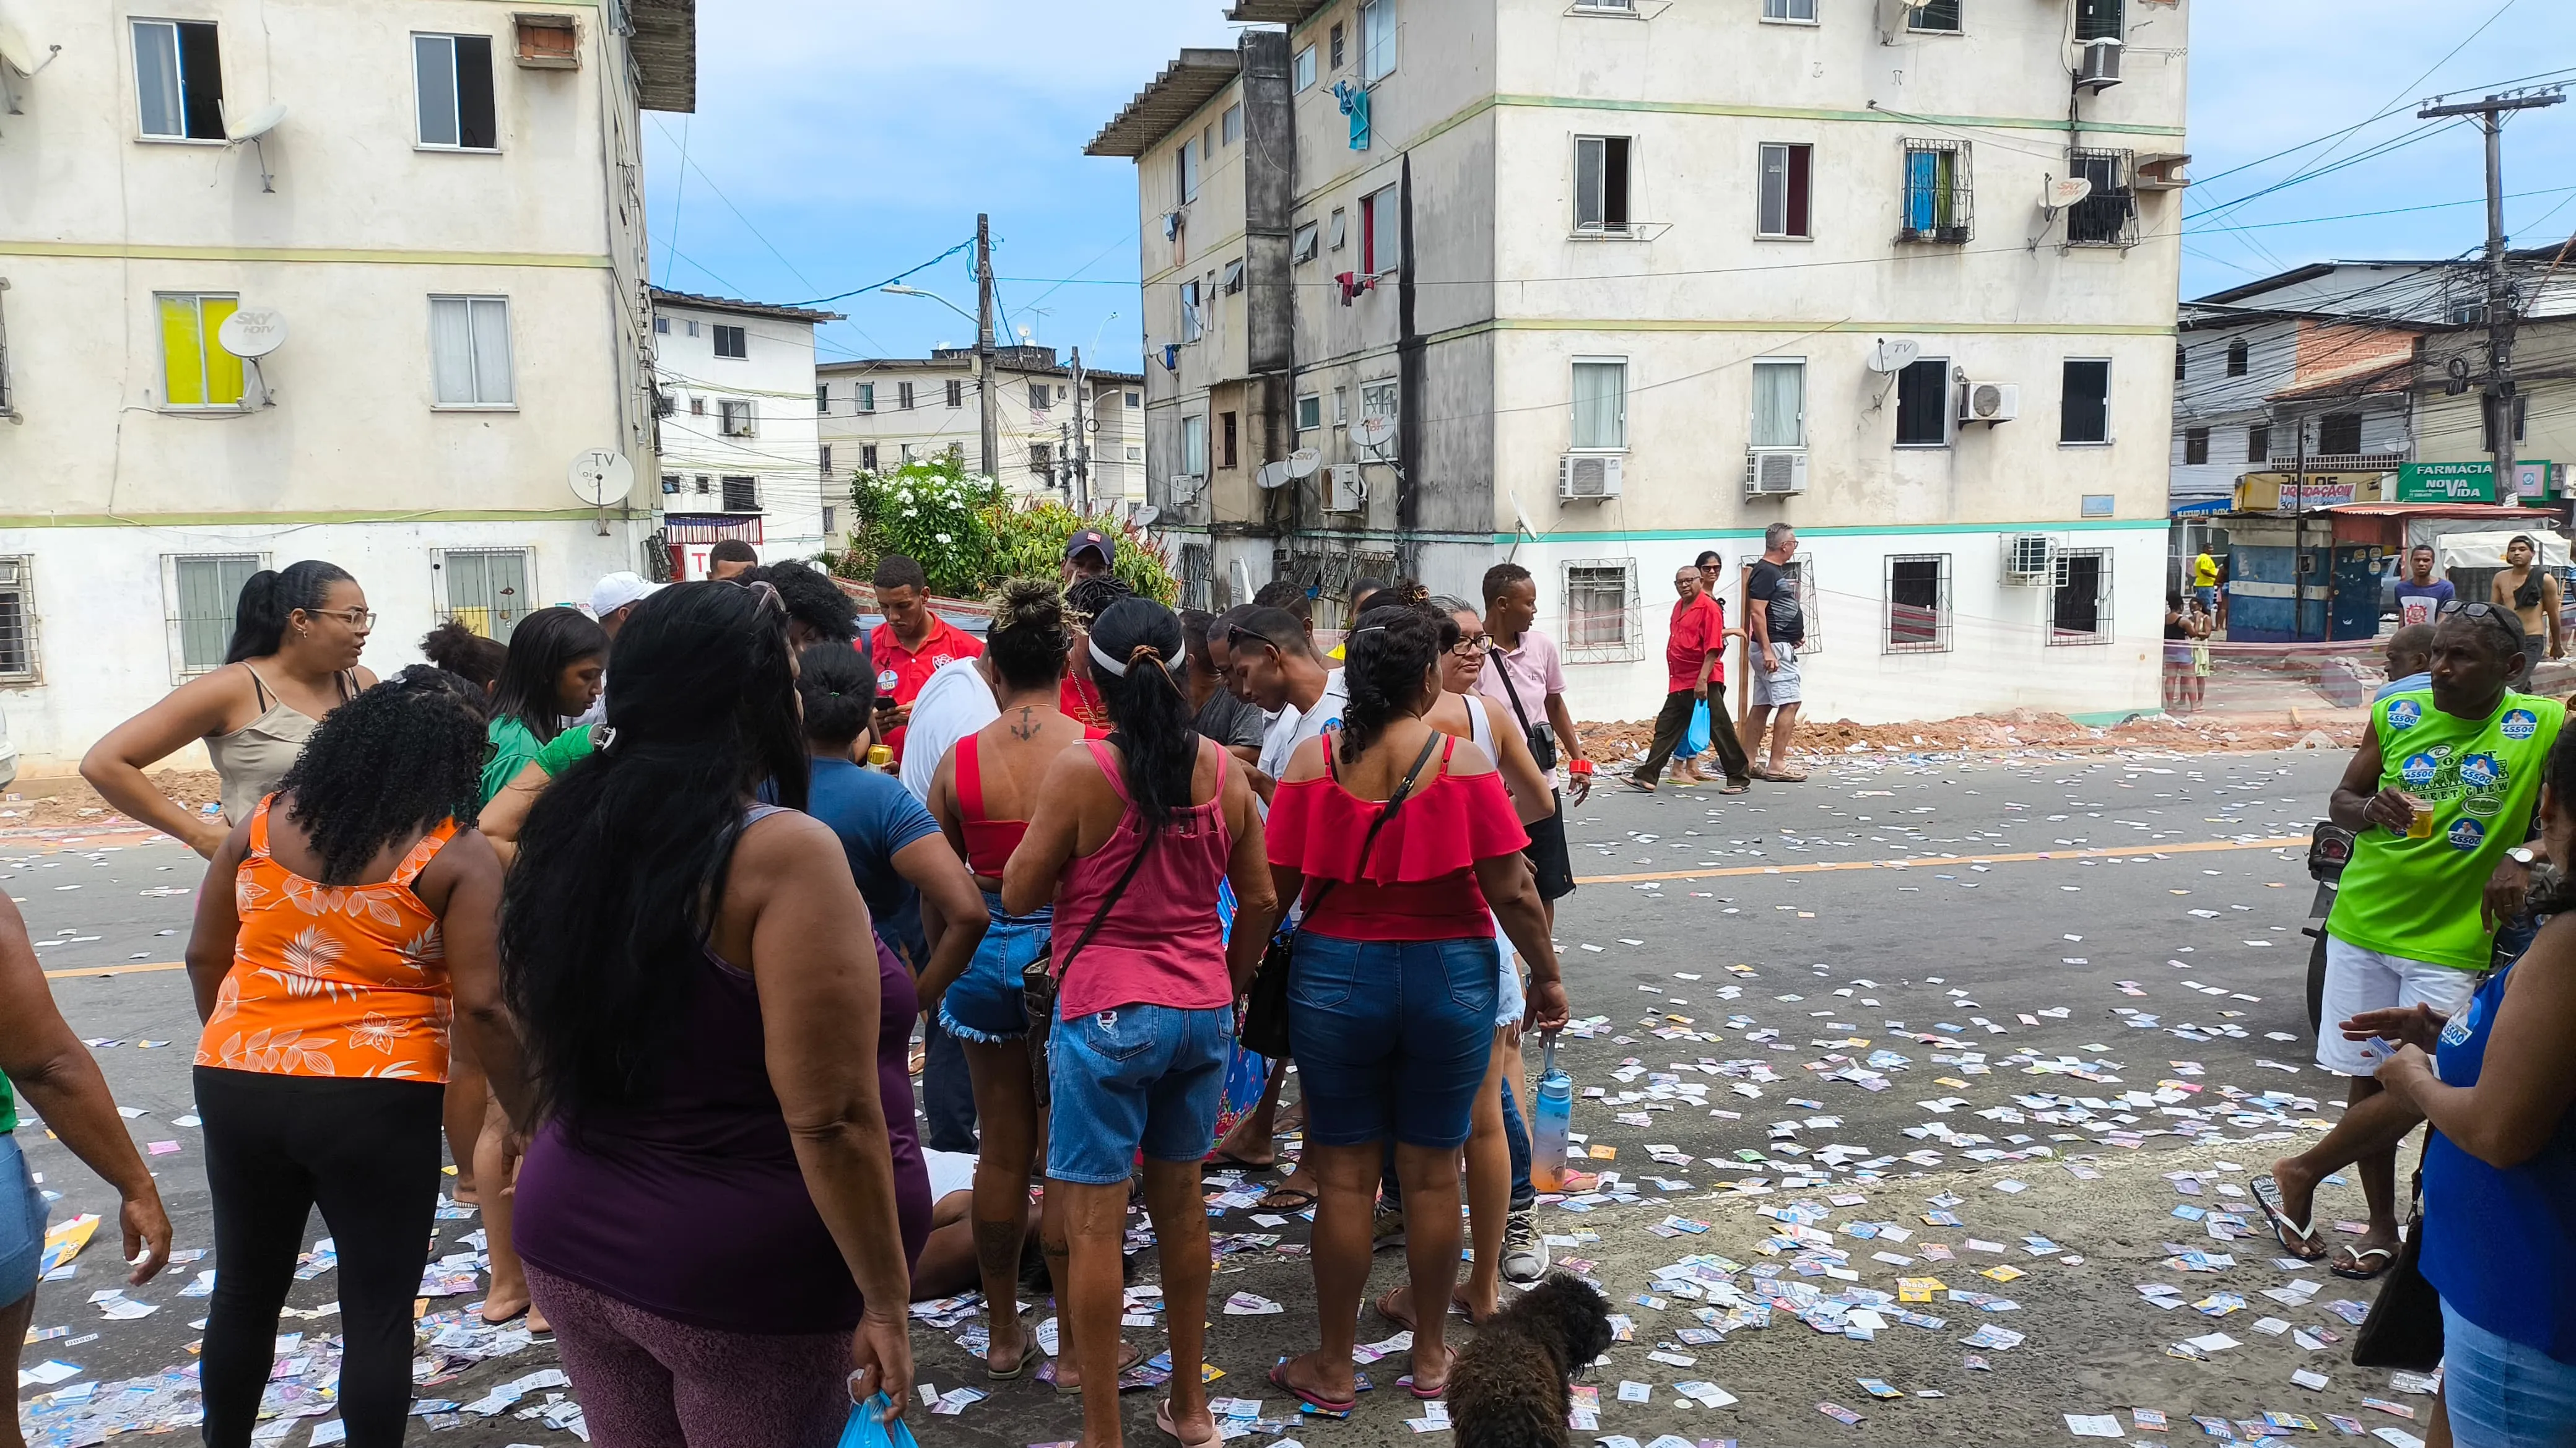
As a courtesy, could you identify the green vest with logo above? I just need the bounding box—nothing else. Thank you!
[2329,688,2565,971]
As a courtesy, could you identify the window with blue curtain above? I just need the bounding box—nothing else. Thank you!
[1900,141,1970,240]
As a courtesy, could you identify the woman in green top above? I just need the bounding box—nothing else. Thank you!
[480,608,607,804]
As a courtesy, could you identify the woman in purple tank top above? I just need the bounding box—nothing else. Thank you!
[1004,598,1279,1448]
[461,581,921,1448]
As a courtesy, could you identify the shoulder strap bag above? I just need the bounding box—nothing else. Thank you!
[1239,730,1444,1059]
[1490,651,1557,773]
[2349,1127,2444,1371]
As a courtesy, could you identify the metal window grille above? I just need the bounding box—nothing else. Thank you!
[438,548,533,641]
[1899,141,1972,243]
[169,553,262,674]
[721,475,760,511]
[2074,0,2124,41]
[0,279,14,421]
[1778,552,1822,655]
[2049,548,2113,645]
[1181,544,1214,611]
[2065,149,2136,247]
[1884,554,1951,653]
[1911,0,1962,32]
[0,557,33,682]
[1562,559,1645,662]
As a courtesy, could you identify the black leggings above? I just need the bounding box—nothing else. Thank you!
[196,1067,445,1448]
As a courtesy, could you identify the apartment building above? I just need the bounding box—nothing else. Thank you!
[0,0,689,769]
[1090,0,2191,724]
[816,345,1147,507]
[651,288,839,576]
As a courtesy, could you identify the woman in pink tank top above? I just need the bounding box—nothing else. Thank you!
[1003,598,1277,1448]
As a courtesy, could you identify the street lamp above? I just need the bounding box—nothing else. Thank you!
[881,283,976,325]
[882,282,998,483]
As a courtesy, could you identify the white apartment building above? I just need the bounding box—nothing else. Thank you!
[1091,0,2191,726]
[816,346,1147,508]
[650,288,838,576]
[0,0,689,770]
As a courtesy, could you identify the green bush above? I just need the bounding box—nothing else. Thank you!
[986,501,1178,605]
[838,457,1178,604]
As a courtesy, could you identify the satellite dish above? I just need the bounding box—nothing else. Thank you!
[227,102,285,142]
[1130,505,1161,527]
[217,307,287,359]
[569,448,635,507]
[1866,339,1921,374]
[2045,176,2094,212]
[1255,461,1296,490]
[1354,415,1396,450]
[1285,448,1322,479]
[0,20,38,75]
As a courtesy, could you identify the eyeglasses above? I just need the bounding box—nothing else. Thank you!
[731,578,787,619]
[1227,623,1280,652]
[307,607,376,629]
[1450,633,1492,656]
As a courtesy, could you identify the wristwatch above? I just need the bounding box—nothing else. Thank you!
[2507,846,2539,867]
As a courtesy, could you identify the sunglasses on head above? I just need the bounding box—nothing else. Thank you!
[729,578,787,619]
[1227,623,1281,652]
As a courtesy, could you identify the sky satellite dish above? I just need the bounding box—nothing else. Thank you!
[217,306,287,359]
[1130,504,1161,527]
[2045,176,2094,212]
[569,448,636,508]
[227,102,285,142]
[1353,415,1396,451]
[1255,461,1295,490]
[1866,338,1921,374]
[1285,447,1322,479]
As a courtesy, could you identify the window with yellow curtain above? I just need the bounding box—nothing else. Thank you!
[159,293,243,408]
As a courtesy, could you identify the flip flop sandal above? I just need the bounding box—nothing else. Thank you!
[1049,1339,1146,1394]
[1256,1186,1318,1212]
[1376,1286,1419,1332]
[1206,1150,1277,1170]
[2250,1174,2328,1261]
[1269,1362,1358,1415]
[1746,764,1776,781]
[987,1335,1045,1382]
[1403,1344,1459,1400]
[1156,1398,1221,1447]
[2331,1246,2398,1281]
[1768,771,1811,783]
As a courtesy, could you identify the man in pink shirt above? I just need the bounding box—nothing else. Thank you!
[1476,563,1588,924]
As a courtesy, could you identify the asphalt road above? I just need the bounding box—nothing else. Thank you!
[7,744,2391,1447]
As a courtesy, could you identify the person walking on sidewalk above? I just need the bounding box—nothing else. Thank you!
[1476,565,1590,927]
[1741,524,1808,783]
[1629,564,1747,794]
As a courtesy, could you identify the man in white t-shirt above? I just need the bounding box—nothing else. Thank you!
[1232,606,1347,778]
[898,655,1001,804]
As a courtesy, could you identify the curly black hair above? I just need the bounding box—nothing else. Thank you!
[1064,573,1134,626]
[796,642,876,749]
[274,666,486,885]
[742,558,859,644]
[419,620,508,693]
[988,578,1071,691]
[1338,604,1447,765]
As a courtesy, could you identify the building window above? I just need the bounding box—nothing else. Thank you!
[690,396,705,415]
[858,382,876,413]
[1329,22,1346,70]
[1757,142,1813,240]
[661,472,679,495]
[1574,136,1632,233]
[2050,550,2112,644]
[1181,414,1209,476]
[713,324,747,360]
[1360,381,1398,432]
[861,444,879,472]
[1885,555,1951,654]
[1362,185,1401,275]
[1222,258,1246,295]
[2074,0,2123,41]
[1333,387,1349,427]
[1899,140,1972,242]
[157,293,243,409]
[2060,358,2111,444]
[2247,424,2270,462]
[2174,344,2187,381]
[1030,382,1052,411]
[1031,443,1054,483]
[429,296,514,407]
[1562,560,1644,662]
[1910,0,1962,31]
[899,381,916,411]
[819,444,833,477]
[2184,427,2210,464]
[823,505,838,534]
[1296,392,1322,431]
[1570,358,1627,451]
[1127,391,1142,408]
[0,557,29,682]
[1751,358,1806,449]
[1327,208,1348,250]
[2226,338,2248,376]
[654,316,669,334]
[1177,139,1199,204]
[719,399,754,437]
[1894,357,1949,446]
[1181,280,1203,342]
[946,378,964,407]
[721,476,759,511]
[440,548,533,641]
[816,384,830,414]
[1181,542,1214,612]
[1220,411,1238,469]
[1360,0,1397,81]
[1293,221,1320,263]
[132,19,224,141]
[170,553,261,674]
[2065,149,2136,246]
[1294,45,1317,91]
[1222,105,1242,145]
[686,319,700,337]
[413,34,498,150]
[1127,446,1142,461]
[2318,412,2364,456]
[1762,0,1817,21]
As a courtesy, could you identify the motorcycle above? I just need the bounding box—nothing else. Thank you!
[2299,820,2356,1033]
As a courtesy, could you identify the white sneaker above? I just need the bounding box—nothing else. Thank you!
[1502,1211,1545,1282]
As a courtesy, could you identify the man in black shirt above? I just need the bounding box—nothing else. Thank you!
[1742,522,1808,782]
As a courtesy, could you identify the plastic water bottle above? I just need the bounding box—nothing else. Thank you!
[1531,1033,1574,1192]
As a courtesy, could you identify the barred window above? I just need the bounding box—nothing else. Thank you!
[1899,140,1972,243]
[1562,558,1645,662]
[2050,549,2113,645]
[1885,555,1952,653]
[2066,149,2136,247]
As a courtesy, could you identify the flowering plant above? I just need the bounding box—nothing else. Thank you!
[843,456,1004,596]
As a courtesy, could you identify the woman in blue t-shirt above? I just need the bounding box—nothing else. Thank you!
[2372,723,2576,1447]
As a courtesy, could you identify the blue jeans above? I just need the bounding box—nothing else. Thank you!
[938,895,1050,1044]
[1289,933,1497,1150]
[1382,1073,1537,1213]
[0,1132,45,1306]
[1045,1004,1233,1185]
[2441,1301,2576,1448]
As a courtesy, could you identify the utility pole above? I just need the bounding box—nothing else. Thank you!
[975,212,999,483]
[2290,410,2310,641]
[1069,345,1090,514]
[2418,87,2565,505]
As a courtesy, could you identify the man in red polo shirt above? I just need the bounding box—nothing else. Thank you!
[867,552,983,765]
[1628,561,1749,793]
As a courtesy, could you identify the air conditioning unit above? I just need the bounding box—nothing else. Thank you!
[1558,453,1623,501]
[1168,472,1206,501]
[1326,463,1363,513]
[2077,38,2123,92]
[2002,532,2056,585]
[1744,449,1809,497]
[1959,381,2021,425]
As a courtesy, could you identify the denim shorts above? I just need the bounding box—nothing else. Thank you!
[1289,933,1499,1150]
[0,1132,48,1307]
[938,895,1051,1045]
[1045,1004,1232,1185]
[2442,1301,2576,1448]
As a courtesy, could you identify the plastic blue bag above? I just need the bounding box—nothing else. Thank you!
[1684,699,1713,755]
[835,1393,920,1448]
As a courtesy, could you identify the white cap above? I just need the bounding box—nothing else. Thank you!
[590,571,664,618]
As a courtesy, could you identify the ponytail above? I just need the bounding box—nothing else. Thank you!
[1338,604,1447,765]
[225,559,356,664]
[1086,597,1196,830]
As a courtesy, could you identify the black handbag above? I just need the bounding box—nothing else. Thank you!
[1241,731,1443,1058]
[2350,1132,2445,1371]
[1490,656,1559,773]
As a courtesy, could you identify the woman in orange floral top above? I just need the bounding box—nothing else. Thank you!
[185,665,500,1448]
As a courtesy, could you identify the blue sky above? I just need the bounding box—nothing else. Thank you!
[642,1,2576,375]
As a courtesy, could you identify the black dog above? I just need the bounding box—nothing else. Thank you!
[1449,1273,1616,1448]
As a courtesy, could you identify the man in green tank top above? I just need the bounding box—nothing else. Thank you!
[2260,606,2561,1278]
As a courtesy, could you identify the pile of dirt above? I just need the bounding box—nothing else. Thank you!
[1583,706,2363,763]
[0,770,220,831]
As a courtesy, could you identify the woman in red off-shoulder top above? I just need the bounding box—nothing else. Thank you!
[1263,605,1568,1412]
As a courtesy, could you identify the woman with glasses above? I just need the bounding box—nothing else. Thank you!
[84,561,377,859]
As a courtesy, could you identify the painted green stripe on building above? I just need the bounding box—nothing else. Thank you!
[0,241,615,269]
[0,508,642,529]
[1488,518,2168,544]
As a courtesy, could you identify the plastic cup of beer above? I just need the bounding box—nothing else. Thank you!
[2400,792,2434,838]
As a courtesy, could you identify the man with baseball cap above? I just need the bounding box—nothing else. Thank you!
[1063,529,1113,584]
[588,571,663,640]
